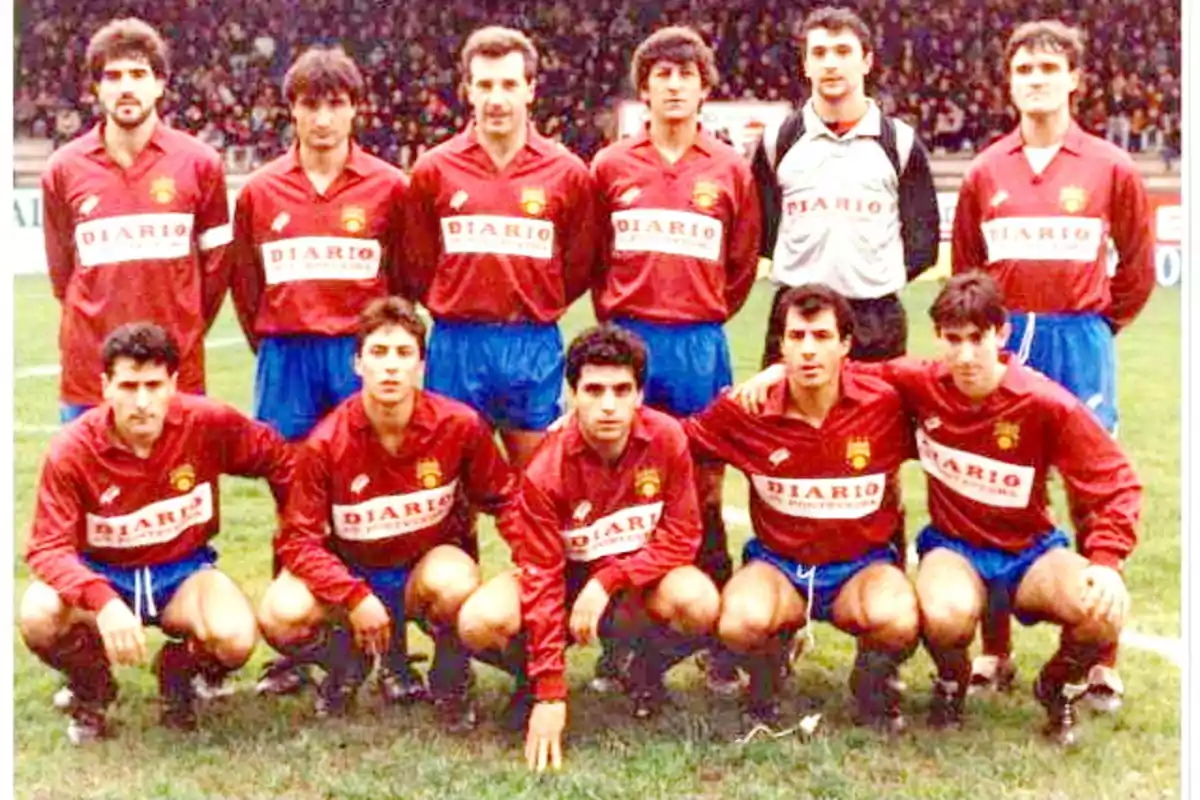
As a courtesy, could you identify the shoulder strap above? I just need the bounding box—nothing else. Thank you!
[772,110,807,172]
[878,116,903,177]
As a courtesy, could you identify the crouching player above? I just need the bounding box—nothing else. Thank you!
[737,274,1142,744]
[257,298,516,729]
[685,284,918,730]
[20,323,295,743]
[456,325,720,771]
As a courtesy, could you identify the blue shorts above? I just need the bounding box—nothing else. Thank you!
[916,525,1071,625]
[1007,311,1117,434]
[742,538,898,622]
[612,318,732,416]
[80,547,218,626]
[254,335,361,441]
[348,562,413,623]
[60,403,93,424]
[425,320,563,431]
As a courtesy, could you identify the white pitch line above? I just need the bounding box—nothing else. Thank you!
[720,507,1183,667]
[15,337,246,380]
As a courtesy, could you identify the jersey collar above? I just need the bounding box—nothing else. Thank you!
[800,98,883,141]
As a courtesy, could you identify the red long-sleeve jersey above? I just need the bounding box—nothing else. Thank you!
[403,125,600,323]
[26,394,294,612]
[590,128,762,323]
[861,357,1141,567]
[227,144,410,349]
[951,122,1155,332]
[275,391,516,609]
[517,407,701,701]
[685,370,911,564]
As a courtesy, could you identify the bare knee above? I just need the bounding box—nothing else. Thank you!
[919,590,980,647]
[658,569,720,635]
[19,582,72,649]
[203,606,259,668]
[860,580,920,650]
[258,574,321,646]
[414,547,481,623]
[457,580,520,653]
[718,596,775,653]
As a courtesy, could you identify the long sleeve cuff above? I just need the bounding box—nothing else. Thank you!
[81,581,121,613]
[1086,549,1126,571]
[592,564,628,595]
[533,672,568,702]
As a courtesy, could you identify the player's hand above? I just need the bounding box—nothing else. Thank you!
[1079,564,1130,628]
[727,363,786,415]
[525,700,566,772]
[95,598,148,666]
[348,593,391,657]
[569,579,610,646]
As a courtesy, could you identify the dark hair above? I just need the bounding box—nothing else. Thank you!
[630,26,719,93]
[1005,20,1086,72]
[101,322,180,376]
[778,283,855,341]
[461,26,539,83]
[283,47,365,106]
[86,18,170,82]
[929,272,1009,332]
[565,325,647,390]
[356,297,427,357]
[799,7,873,56]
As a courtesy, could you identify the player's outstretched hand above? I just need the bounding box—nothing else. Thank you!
[1079,564,1130,628]
[96,598,147,666]
[569,579,610,646]
[525,701,566,772]
[348,593,391,657]
[727,363,786,414]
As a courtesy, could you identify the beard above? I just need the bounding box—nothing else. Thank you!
[107,101,155,130]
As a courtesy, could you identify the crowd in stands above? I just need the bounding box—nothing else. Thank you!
[15,0,1182,171]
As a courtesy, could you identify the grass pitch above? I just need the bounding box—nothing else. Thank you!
[12,276,1181,799]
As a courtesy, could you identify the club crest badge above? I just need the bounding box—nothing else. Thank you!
[994,421,1020,451]
[416,458,443,489]
[170,464,196,492]
[692,180,719,211]
[521,187,547,216]
[1059,186,1088,214]
[150,177,175,204]
[341,206,367,234]
[846,438,871,471]
[635,468,662,499]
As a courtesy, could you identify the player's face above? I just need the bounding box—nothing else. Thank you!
[804,28,872,103]
[101,358,177,444]
[1009,46,1079,118]
[291,91,356,152]
[641,59,708,123]
[355,325,424,407]
[466,52,535,138]
[96,57,164,130]
[937,322,1010,399]
[780,307,851,390]
[572,365,643,444]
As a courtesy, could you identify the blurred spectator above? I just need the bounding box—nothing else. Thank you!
[15,0,1181,169]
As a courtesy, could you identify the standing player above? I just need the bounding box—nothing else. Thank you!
[456,326,720,772]
[227,47,415,700]
[41,18,232,422]
[590,26,761,694]
[258,298,516,730]
[403,25,599,472]
[19,323,294,744]
[950,21,1155,707]
[752,6,939,367]
[684,285,918,730]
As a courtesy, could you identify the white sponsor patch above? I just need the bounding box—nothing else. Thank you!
[441,215,555,259]
[86,482,214,548]
[75,212,195,267]
[561,502,663,562]
[915,429,1034,509]
[331,480,458,542]
[260,236,382,285]
[981,216,1104,262]
[611,209,723,261]
[197,222,233,251]
[750,473,885,519]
